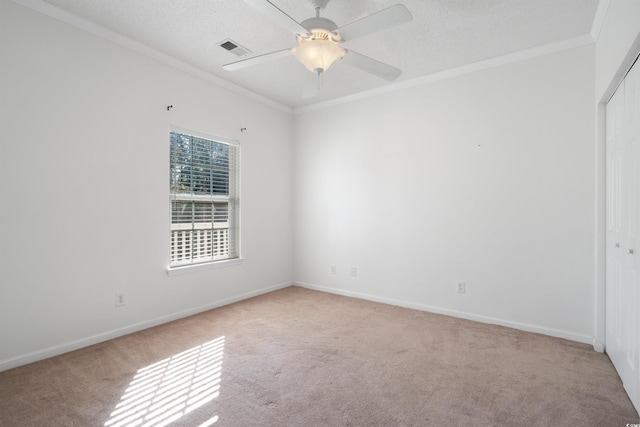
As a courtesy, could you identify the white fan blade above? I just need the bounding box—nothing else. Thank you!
[342,50,402,81]
[223,49,292,71]
[337,4,412,42]
[244,0,310,35]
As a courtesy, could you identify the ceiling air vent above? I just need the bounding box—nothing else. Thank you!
[219,39,251,57]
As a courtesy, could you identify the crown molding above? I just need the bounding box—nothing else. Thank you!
[11,0,293,114]
[12,0,598,117]
[295,34,595,115]
[590,0,611,42]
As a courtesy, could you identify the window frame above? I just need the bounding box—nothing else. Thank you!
[167,126,242,275]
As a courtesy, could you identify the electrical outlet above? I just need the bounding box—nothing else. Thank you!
[331,265,336,274]
[456,281,466,293]
[115,292,126,307]
[351,267,357,277]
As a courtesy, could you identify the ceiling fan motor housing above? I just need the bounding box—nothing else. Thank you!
[300,17,338,34]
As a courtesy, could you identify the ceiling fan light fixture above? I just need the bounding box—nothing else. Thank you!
[226,1,413,86]
[293,32,346,73]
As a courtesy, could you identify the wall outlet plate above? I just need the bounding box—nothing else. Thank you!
[456,282,466,293]
[115,292,126,307]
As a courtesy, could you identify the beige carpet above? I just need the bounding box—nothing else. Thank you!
[0,286,638,426]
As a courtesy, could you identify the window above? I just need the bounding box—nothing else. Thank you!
[169,129,240,267]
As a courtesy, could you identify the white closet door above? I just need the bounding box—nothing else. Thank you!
[628,59,640,413]
[606,57,640,413]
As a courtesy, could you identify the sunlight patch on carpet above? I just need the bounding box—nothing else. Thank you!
[104,336,225,427]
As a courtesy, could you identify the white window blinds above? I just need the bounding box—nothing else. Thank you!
[170,130,239,266]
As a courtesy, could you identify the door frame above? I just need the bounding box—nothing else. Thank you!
[597,34,640,353]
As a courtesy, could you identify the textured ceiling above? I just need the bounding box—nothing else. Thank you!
[36,0,599,109]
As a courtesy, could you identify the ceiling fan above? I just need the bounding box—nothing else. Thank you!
[223,0,413,85]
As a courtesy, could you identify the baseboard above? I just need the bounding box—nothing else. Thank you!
[0,281,292,372]
[592,339,605,353]
[295,281,595,347]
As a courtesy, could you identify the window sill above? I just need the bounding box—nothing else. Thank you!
[166,258,244,276]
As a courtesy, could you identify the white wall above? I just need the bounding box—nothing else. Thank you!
[0,0,293,370]
[1,0,618,371]
[293,45,596,343]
